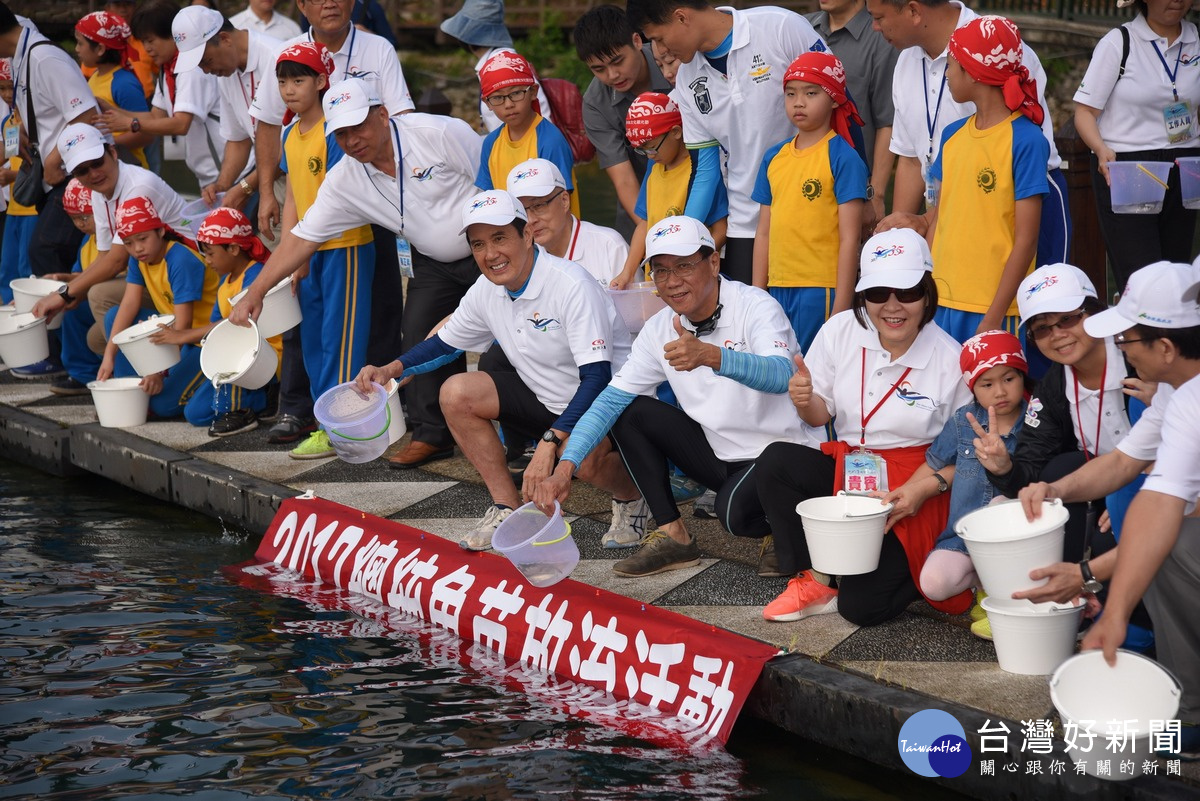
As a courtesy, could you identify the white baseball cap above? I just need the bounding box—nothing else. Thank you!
[57,123,109,174]
[856,228,932,291]
[323,78,381,133]
[1016,263,1098,325]
[1085,261,1200,337]
[172,6,224,74]
[460,189,528,235]
[645,216,715,260]
[506,158,566,199]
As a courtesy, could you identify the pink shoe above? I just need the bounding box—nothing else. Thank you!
[763,571,839,622]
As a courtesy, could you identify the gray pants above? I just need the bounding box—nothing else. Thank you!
[1142,516,1200,722]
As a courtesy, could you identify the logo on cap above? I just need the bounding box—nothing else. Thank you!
[1138,312,1173,324]
[514,168,538,181]
[328,92,353,106]
[470,196,498,211]
[651,223,682,240]
[871,244,904,260]
[173,32,186,44]
[64,133,87,150]
[1024,275,1059,297]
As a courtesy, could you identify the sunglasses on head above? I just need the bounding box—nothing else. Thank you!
[862,285,926,304]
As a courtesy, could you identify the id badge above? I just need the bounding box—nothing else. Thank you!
[1164,101,1194,145]
[3,115,18,161]
[396,235,414,279]
[922,161,939,208]
[843,448,888,495]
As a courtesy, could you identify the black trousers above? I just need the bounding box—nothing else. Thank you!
[721,237,753,285]
[609,396,769,537]
[366,225,404,367]
[755,441,922,627]
[277,325,312,418]
[401,247,478,448]
[30,182,82,276]
[1091,149,1200,292]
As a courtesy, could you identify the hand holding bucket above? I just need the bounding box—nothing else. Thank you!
[314,381,392,464]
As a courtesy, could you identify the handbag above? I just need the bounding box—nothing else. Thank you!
[11,40,52,209]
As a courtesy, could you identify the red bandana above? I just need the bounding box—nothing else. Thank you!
[276,41,335,78]
[0,59,10,83]
[62,179,93,216]
[948,16,1044,126]
[479,50,537,99]
[782,51,863,146]
[197,207,272,265]
[116,195,166,240]
[76,11,133,70]
[960,329,1028,391]
[625,92,681,148]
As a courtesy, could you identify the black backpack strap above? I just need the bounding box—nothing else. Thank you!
[1118,24,1131,80]
[21,40,51,149]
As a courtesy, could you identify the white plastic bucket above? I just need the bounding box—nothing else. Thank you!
[10,277,66,330]
[955,499,1067,599]
[112,314,181,377]
[607,281,667,334]
[1178,157,1200,210]
[492,501,579,587]
[1051,649,1182,780]
[200,319,278,390]
[0,311,49,368]
[795,491,893,575]
[1108,161,1172,214]
[0,305,12,368]
[383,378,408,446]
[88,377,150,428]
[981,597,1084,675]
[314,381,391,464]
[231,278,302,338]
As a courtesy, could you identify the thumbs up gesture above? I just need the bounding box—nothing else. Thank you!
[789,353,813,410]
[664,315,718,372]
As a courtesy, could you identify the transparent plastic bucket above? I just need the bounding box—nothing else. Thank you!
[1108,161,1172,214]
[492,501,579,587]
[795,492,892,575]
[607,282,667,334]
[1177,156,1200,209]
[955,499,1067,598]
[313,381,390,464]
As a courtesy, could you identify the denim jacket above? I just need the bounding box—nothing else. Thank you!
[927,399,1026,549]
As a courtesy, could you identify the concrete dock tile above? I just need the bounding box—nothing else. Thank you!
[33,405,100,426]
[0,383,56,405]
[203,450,329,484]
[190,424,288,453]
[664,604,858,654]
[290,458,452,483]
[392,482,497,519]
[565,558,717,603]
[827,612,996,663]
[655,558,791,606]
[298,481,456,519]
[126,421,215,452]
[566,515,628,560]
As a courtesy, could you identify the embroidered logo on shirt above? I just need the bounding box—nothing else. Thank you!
[591,338,607,351]
[802,178,823,201]
[528,313,562,332]
[689,76,713,115]
[307,155,323,176]
[411,164,442,182]
[977,167,997,194]
[723,339,747,351]
[895,382,938,412]
[749,54,771,84]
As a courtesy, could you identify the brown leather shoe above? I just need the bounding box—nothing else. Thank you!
[388,440,455,470]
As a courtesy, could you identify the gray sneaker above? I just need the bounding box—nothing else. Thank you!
[612,529,700,577]
[757,535,784,577]
[460,505,514,551]
[603,497,649,548]
[693,489,717,519]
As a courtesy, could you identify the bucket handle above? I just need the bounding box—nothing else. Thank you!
[330,402,391,442]
[835,490,893,518]
[534,519,572,547]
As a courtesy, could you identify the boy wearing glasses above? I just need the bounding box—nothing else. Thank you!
[613,91,725,290]
[474,52,579,218]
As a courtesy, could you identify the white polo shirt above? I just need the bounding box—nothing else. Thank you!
[152,67,226,188]
[611,277,820,461]
[807,310,970,450]
[91,164,192,252]
[1143,373,1200,512]
[1063,339,1133,457]
[230,7,303,41]
[1074,16,1200,151]
[10,26,98,184]
[256,27,415,122]
[291,113,482,263]
[889,1,1061,171]
[228,30,286,143]
[1117,382,1175,462]
[672,6,827,238]
[476,47,552,132]
[564,216,628,287]
[439,249,633,414]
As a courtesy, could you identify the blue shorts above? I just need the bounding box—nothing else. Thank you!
[934,307,1021,345]
[769,286,837,354]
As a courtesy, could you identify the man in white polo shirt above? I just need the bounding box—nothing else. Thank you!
[230,78,483,470]
[231,0,302,41]
[626,0,828,284]
[171,5,285,215]
[866,0,1068,268]
[533,216,820,578]
[354,189,646,552]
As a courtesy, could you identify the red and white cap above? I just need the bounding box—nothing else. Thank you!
[506,158,566,199]
[645,216,715,260]
[115,195,166,240]
[277,41,334,78]
[459,189,528,235]
[172,6,224,74]
[1085,261,1200,336]
[624,92,681,148]
[479,50,536,98]
[960,330,1028,391]
[197,207,272,263]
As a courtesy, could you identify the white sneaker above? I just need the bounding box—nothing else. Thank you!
[460,505,514,551]
[603,497,649,548]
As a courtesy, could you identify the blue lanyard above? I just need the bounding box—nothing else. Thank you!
[1151,40,1184,102]
[311,24,356,77]
[922,58,949,164]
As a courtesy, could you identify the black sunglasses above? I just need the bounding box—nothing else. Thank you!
[862,285,926,304]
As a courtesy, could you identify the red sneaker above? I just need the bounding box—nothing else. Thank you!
[762,571,839,622]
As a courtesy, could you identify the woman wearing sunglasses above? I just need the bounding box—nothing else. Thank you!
[754,228,974,626]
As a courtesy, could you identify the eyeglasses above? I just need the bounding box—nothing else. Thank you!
[862,285,926,304]
[1028,310,1086,341]
[522,188,565,216]
[485,87,532,107]
[1114,332,1146,347]
[71,155,108,179]
[649,255,705,283]
[634,133,669,157]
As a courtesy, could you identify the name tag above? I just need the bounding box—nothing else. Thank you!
[1164,101,1194,145]
[396,235,414,278]
[922,161,939,208]
[844,448,888,495]
[4,116,19,161]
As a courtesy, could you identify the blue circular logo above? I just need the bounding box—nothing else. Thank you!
[897,709,972,778]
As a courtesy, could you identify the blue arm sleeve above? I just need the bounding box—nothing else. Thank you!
[683,144,722,221]
[559,385,638,467]
[396,334,464,375]
[714,351,793,393]
[552,361,612,433]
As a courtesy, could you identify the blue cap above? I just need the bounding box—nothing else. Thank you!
[440,0,513,49]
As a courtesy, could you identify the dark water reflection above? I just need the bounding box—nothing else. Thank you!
[0,460,963,800]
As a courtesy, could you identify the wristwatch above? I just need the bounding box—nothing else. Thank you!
[238,178,253,196]
[932,471,948,493]
[130,117,141,133]
[541,430,563,447]
[1080,558,1103,594]
[56,283,75,303]
[865,184,876,200]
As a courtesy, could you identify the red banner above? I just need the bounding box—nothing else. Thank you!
[245,496,780,746]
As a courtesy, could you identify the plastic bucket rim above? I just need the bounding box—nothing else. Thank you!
[492,500,566,554]
[955,498,1067,542]
[112,314,177,345]
[534,519,573,546]
[316,381,388,428]
[330,403,391,442]
[795,493,893,522]
[1,311,48,333]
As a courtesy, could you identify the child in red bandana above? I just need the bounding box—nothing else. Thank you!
[750,51,868,353]
[75,11,152,168]
[49,180,104,395]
